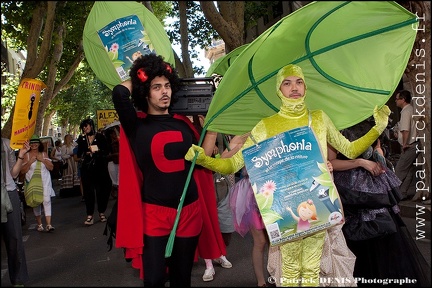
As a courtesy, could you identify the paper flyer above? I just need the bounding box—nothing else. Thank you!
[97,14,154,82]
[242,126,344,246]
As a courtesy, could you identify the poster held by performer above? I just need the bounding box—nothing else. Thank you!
[242,126,344,246]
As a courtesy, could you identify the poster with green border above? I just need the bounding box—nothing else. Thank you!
[97,14,153,81]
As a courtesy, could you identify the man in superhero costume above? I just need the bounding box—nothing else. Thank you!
[186,64,390,286]
[112,54,226,287]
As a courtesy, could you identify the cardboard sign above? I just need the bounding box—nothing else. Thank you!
[10,78,47,149]
[97,109,118,130]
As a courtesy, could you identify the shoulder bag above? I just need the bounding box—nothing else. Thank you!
[1,139,13,222]
[24,161,44,207]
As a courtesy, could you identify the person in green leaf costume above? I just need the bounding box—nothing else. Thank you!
[186,64,390,286]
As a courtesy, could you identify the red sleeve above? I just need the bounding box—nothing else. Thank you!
[116,119,145,277]
[194,168,227,259]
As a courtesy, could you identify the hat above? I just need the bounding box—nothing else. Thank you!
[29,134,41,143]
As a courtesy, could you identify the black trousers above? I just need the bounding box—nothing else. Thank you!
[143,234,199,287]
[81,165,111,215]
[1,190,29,285]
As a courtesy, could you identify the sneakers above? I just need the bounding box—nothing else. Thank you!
[214,256,232,268]
[99,213,107,223]
[202,267,215,282]
[46,225,55,232]
[37,224,44,232]
[84,216,94,226]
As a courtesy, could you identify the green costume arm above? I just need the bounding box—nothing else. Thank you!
[185,144,245,174]
[327,105,390,159]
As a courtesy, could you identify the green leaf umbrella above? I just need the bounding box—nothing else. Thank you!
[180,0,418,261]
[83,1,175,90]
[202,1,418,136]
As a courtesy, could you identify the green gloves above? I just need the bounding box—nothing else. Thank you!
[334,105,391,159]
[373,104,391,134]
[185,144,244,174]
[185,144,207,164]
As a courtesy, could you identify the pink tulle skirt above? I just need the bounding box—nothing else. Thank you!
[229,175,265,237]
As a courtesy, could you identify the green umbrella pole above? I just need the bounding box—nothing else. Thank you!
[165,127,207,257]
[165,155,196,257]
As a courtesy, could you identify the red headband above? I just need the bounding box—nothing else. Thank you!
[137,64,171,83]
[165,64,172,73]
[137,68,148,82]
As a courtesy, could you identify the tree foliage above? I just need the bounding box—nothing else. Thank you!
[1,1,94,138]
[166,1,218,77]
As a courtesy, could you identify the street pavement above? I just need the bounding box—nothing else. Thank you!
[1,179,430,287]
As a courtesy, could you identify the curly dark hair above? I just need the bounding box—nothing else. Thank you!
[129,53,181,112]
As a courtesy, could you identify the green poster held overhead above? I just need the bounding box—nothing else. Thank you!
[83,1,174,90]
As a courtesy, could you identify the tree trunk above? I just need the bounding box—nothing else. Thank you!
[179,1,194,77]
[1,1,57,139]
[42,111,56,136]
[200,1,245,53]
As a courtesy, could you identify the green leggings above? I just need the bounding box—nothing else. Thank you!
[280,231,326,287]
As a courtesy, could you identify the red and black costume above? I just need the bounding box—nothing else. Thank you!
[113,84,225,286]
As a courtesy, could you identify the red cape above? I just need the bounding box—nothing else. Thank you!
[116,112,226,279]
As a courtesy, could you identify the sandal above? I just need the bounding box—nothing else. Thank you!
[37,224,44,232]
[46,225,55,232]
[99,213,107,223]
[84,216,94,226]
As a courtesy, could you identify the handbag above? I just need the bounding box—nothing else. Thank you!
[1,187,13,223]
[214,172,232,204]
[342,207,397,241]
[213,172,235,233]
[1,140,13,222]
[50,161,62,180]
[24,161,44,208]
[61,160,68,170]
[103,199,118,251]
[82,156,96,170]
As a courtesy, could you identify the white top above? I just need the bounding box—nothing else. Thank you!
[25,153,56,197]
[52,147,63,161]
[397,104,417,146]
[61,143,76,160]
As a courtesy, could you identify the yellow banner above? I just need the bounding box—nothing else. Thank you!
[97,109,118,130]
[10,78,47,149]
